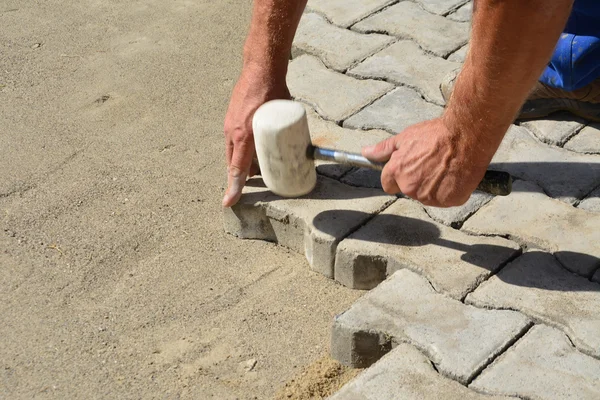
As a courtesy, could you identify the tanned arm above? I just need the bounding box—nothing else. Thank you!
[364,0,574,207]
[223,0,307,207]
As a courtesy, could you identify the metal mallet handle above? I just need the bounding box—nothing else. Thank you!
[309,145,512,196]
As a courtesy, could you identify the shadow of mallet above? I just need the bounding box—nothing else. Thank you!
[252,100,512,197]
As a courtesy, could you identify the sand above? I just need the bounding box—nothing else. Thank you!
[0,0,361,398]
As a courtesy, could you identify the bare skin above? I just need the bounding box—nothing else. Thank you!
[224,0,574,208]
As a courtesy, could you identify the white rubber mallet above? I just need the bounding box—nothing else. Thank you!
[252,99,512,198]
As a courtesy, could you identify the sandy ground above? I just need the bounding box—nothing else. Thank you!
[0,1,362,398]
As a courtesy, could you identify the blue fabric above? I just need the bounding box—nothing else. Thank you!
[540,0,600,91]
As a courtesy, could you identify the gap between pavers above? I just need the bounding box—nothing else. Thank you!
[306,0,397,29]
[352,1,469,58]
[348,39,461,105]
[287,54,394,123]
[331,269,531,384]
[490,124,600,204]
[578,185,600,213]
[333,199,521,299]
[343,87,443,134]
[466,250,600,359]
[470,325,600,400]
[329,342,513,400]
[564,123,600,154]
[293,13,394,72]
[520,114,586,147]
[223,176,395,279]
[462,179,600,278]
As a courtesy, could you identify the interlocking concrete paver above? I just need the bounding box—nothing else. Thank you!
[287,55,393,123]
[424,191,492,228]
[223,176,395,278]
[331,269,531,382]
[353,2,469,57]
[305,107,391,179]
[470,325,600,400]
[448,1,473,22]
[293,13,394,72]
[334,199,520,298]
[521,114,586,146]
[306,0,396,28]
[329,343,513,400]
[565,123,600,154]
[348,40,461,105]
[578,186,600,212]
[343,87,443,133]
[414,0,470,16]
[448,44,469,63]
[466,250,600,358]
[462,180,600,277]
[490,125,600,203]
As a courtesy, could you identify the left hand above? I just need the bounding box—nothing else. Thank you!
[362,118,490,207]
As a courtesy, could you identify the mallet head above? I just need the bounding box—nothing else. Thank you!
[252,100,317,197]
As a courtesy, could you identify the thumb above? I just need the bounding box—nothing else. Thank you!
[362,136,398,163]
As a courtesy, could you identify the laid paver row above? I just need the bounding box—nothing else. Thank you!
[331,269,532,384]
[330,268,600,399]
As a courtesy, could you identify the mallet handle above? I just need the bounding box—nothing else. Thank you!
[309,145,512,196]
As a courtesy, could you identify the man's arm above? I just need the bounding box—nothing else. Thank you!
[363,0,574,207]
[222,0,307,207]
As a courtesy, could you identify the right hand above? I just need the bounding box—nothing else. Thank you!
[222,68,290,207]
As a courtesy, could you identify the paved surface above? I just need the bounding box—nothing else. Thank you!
[228,0,600,398]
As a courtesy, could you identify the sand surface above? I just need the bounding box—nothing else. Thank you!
[0,1,361,398]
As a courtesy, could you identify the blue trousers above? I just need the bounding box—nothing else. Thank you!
[540,0,600,91]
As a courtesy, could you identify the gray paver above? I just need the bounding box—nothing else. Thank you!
[343,87,443,133]
[462,180,600,277]
[329,343,513,400]
[424,191,493,228]
[348,40,461,105]
[448,44,469,63]
[331,269,531,383]
[578,186,600,212]
[334,199,520,298]
[414,0,470,16]
[287,55,393,123]
[490,124,600,203]
[223,176,394,278]
[466,250,600,358]
[471,325,600,400]
[448,1,473,22]
[521,114,586,146]
[565,123,600,154]
[305,107,391,179]
[353,2,469,57]
[306,0,396,28]
[293,13,394,72]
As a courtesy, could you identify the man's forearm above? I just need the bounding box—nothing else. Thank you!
[444,0,574,165]
[242,0,308,83]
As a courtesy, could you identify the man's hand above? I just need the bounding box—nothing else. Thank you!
[222,70,290,207]
[222,0,307,207]
[362,118,488,207]
[362,0,574,207]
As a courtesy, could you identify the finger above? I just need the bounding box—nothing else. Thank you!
[222,166,248,207]
[362,136,399,163]
[222,136,255,207]
[380,159,401,195]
